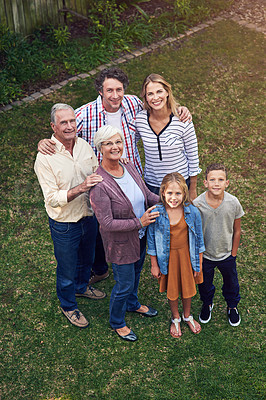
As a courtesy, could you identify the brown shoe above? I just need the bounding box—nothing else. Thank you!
[60,308,89,328]
[89,271,109,285]
[76,285,106,299]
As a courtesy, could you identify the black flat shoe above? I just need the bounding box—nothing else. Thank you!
[115,329,138,342]
[135,306,158,317]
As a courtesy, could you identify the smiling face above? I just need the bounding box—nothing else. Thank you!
[99,78,125,113]
[145,81,169,112]
[163,181,184,209]
[51,108,77,145]
[204,170,229,197]
[101,133,124,162]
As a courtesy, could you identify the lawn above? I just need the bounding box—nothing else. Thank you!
[0,19,265,400]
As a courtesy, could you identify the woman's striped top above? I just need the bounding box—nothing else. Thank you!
[135,110,201,187]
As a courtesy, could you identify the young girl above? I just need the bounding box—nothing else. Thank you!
[147,172,205,338]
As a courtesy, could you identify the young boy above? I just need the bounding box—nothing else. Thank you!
[193,163,244,326]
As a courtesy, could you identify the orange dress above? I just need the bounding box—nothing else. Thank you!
[159,215,203,300]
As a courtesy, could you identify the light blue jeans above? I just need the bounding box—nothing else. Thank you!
[109,236,146,329]
[49,216,97,311]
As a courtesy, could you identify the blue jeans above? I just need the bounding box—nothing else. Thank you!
[145,177,190,195]
[109,236,146,329]
[49,215,97,311]
[198,255,240,308]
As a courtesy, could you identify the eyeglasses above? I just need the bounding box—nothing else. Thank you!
[101,140,123,147]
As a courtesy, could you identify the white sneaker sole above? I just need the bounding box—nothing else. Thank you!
[228,316,241,327]
[199,304,214,324]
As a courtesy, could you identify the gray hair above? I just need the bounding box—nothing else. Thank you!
[94,125,124,152]
[51,103,75,124]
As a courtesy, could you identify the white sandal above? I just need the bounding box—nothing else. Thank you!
[170,317,182,338]
[182,313,201,334]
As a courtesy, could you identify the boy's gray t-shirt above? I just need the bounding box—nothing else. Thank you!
[193,191,244,261]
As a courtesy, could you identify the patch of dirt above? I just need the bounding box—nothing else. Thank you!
[225,0,266,31]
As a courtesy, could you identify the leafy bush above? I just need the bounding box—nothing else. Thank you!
[0,0,234,106]
[174,0,192,18]
[0,25,53,104]
[89,0,124,33]
[53,25,71,47]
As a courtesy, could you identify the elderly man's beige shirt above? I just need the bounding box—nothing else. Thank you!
[34,135,98,222]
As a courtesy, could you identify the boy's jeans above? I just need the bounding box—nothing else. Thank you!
[198,255,240,309]
[49,215,97,311]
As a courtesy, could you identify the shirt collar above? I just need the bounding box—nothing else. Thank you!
[51,134,78,152]
[97,94,126,115]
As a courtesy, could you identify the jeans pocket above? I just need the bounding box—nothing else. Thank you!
[50,220,70,234]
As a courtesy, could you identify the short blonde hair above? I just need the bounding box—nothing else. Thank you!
[160,172,190,207]
[94,125,124,152]
[141,74,180,117]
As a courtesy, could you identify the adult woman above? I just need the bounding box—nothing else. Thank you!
[135,74,201,200]
[90,125,160,342]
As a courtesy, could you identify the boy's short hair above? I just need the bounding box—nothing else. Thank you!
[205,163,228,179]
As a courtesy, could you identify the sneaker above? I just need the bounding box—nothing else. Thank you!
[228,307,241,327]
[89,271,109,285]
[199,303,214,323]
[60,307,89,328]
[76,285,106,299]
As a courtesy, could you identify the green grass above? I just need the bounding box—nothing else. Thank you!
[0,20,265,400]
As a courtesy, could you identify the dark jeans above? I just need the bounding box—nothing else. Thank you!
[198,255,240,309]
[92,222,108,276]
[109,235,147,329]
[49,215,97,311]
[145,177,191,196]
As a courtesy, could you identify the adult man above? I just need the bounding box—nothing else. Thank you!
[38,68,191,284]
[34,103,105,328]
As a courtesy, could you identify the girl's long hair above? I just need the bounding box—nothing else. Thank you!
[160,172,190,207]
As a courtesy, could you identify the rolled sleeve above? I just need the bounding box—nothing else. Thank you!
[147,220,157,256]
[183,121,201,177]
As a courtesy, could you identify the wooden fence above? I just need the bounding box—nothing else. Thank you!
[0,0,92,35]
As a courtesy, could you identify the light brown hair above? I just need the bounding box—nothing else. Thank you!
[141,74,180,117]
[160,172,190,207]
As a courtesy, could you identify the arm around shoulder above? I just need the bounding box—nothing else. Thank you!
[37,138,56,155]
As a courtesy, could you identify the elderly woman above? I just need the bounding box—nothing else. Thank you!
[135,73,201,200]
[90,125,160,342]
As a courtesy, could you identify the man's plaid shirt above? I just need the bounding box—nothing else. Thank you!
[75,95,143,175]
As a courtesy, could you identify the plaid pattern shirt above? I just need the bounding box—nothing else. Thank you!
[75,95,143,175]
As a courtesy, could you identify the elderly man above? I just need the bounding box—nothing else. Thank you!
[34,103,105,328]
[37,68,191,284]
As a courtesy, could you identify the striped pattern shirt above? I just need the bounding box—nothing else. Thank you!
[75,95,143,175]
[135,110,201,186]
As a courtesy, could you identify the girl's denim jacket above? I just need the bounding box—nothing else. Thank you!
[147,203,205,274]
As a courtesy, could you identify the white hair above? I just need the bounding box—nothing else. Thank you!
[51,103,75,124]
[94,125,124,152]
